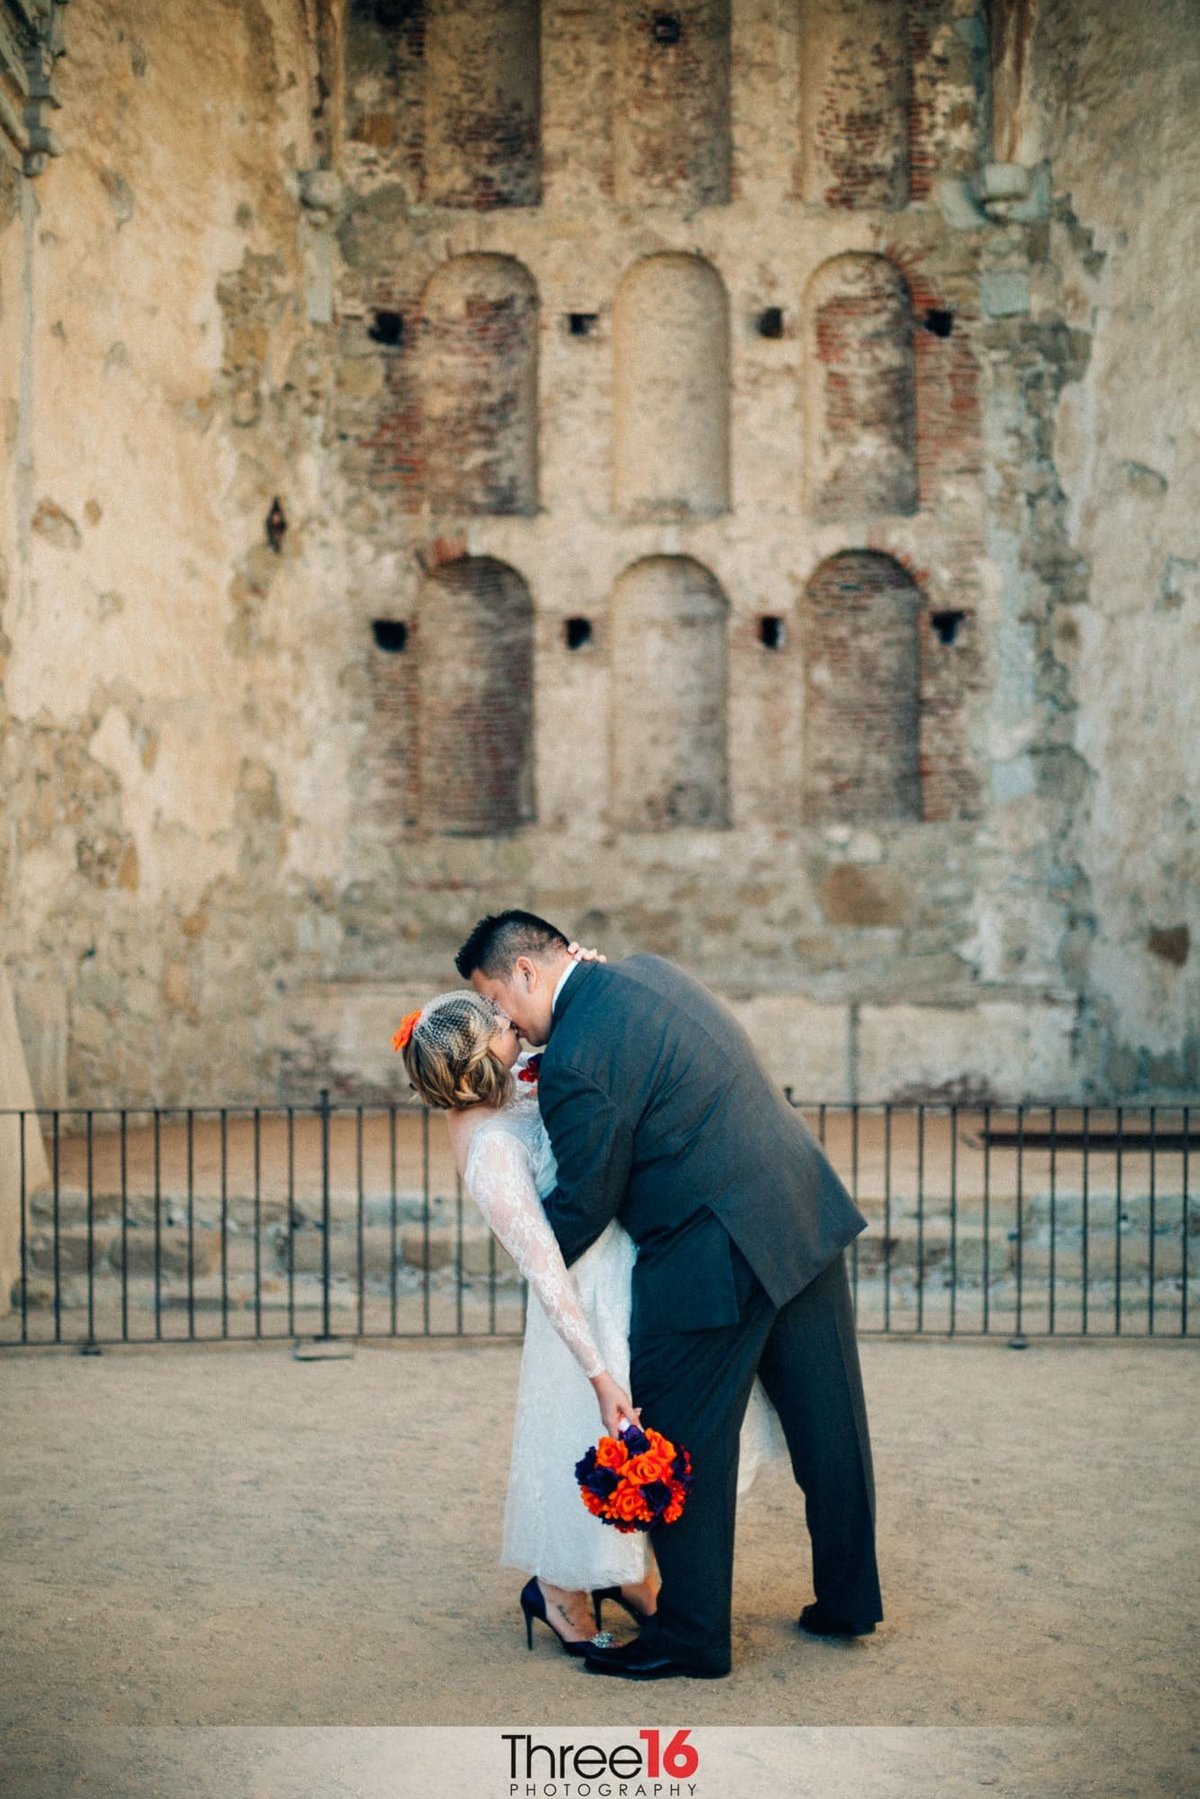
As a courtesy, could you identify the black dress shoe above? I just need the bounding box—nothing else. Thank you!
[583,1638,728,1681]
[797,1602,876,1639]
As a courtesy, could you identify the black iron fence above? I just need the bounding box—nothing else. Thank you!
[1,1096,1195,1350]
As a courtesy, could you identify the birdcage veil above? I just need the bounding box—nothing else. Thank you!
[410,990,501,1057]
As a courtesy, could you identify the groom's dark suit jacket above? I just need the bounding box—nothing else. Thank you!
[538,955,866,1334]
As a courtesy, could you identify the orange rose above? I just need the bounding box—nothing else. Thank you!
[596,1437,627,1472]
[626,1451,673,1485]
[646,1429,676,1460]
[392,1010,421,1052]
[613,1484,652,1523]
[581,1489,605,1516]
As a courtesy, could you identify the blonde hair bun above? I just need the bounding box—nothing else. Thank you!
[400,991,512,1111]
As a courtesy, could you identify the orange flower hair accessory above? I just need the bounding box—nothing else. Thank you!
[392,1010,422,1053]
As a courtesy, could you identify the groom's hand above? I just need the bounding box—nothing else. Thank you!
[567,941,607,964]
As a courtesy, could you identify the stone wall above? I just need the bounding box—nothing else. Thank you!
[1001,0,1200,1098]
[0,0,350,1103]
[0,0,1196,1109]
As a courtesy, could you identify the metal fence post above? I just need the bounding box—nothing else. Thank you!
[320,1088,332,1341]
[80,1108,100,1356]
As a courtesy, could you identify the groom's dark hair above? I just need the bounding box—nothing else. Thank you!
[455,910,570,980]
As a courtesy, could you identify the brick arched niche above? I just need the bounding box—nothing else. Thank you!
[610,557,729,830]
[613,1,732,208]
[417,557,535,834]
[419,255,538,517]
[800,0,910,211]
[805,254,917,520]
[424,0,540,209]
[802,552,921,823]
[613,254,730,519]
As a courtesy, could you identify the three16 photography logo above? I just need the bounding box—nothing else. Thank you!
[502,1729,701,1798]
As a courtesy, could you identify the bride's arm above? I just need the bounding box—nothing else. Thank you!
[466,1131,637,1430]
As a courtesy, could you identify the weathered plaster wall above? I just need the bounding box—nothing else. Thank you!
[1,0,350,1102]
[1010,0,1200,1095]
[1,0,1196,1109]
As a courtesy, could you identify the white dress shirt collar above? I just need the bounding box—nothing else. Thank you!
[551,960,578,1014]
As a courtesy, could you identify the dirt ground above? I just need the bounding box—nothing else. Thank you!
[1,1338,1197,1798]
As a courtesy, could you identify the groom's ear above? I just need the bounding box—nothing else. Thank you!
[512,954,539,991]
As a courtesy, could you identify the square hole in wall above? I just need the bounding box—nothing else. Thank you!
[368,310,405,347]
[564,617,593,650]
[930,610,965,645]
[372,619,408,652]
[758,615,786,649]
[757,307,785,339]
[567,312,599,337]
[372,0,418,24]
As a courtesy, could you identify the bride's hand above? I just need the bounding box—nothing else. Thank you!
[567,941,607,964]
[590,1370,641,1439]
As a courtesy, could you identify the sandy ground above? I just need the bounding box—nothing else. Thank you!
[1,1339,1197,1797]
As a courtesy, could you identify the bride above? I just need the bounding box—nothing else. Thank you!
[395,967,784,1658]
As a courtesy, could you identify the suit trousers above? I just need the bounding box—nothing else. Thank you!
[629,1248,883,1672]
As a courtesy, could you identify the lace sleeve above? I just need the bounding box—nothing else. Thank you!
[465,1127,606,1380]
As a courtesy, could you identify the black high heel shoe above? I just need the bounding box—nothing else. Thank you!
[591,1585,654,1628]
[521,1578,608,1657]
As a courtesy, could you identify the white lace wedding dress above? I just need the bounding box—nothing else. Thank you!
[463,1081,787,1590]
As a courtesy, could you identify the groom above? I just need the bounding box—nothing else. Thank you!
[458,910,883,1680]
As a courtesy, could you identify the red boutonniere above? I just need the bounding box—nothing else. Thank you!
[517,1053,543,1085]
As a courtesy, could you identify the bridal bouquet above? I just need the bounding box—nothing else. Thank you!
[575,1422,693,1533]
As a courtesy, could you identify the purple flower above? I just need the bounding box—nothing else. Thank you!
[584,1466,620,1500]
[639,1479,672,1515]
[574,1447,598,1483]
[620,1423,651,1455]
